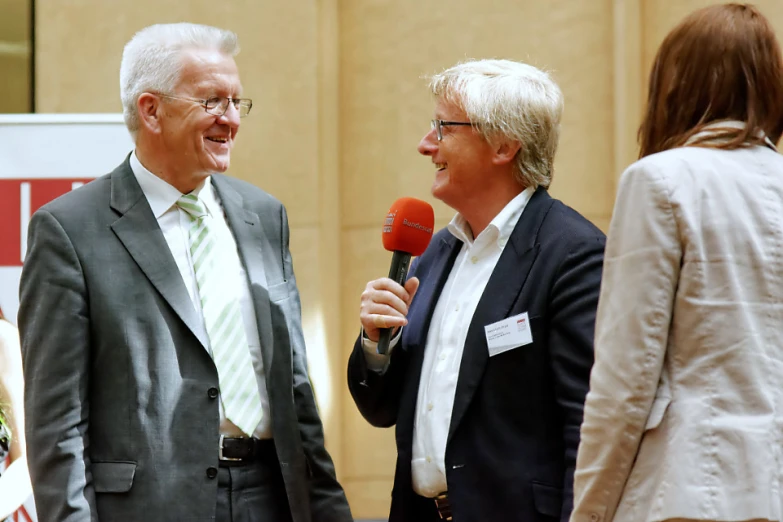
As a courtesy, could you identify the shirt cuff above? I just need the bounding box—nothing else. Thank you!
[361,327,402,373]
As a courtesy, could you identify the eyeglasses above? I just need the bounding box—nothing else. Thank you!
[431,119,473,141]
[157,94,253,118]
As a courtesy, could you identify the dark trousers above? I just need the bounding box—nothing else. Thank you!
[406,492,444,522]
[216,459,293,522]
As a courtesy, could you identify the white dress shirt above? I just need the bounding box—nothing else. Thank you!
[363,187,534,497]
[129,152,272,439]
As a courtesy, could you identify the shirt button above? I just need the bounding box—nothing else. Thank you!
[426,456,432,463]
[499,239,507,247]
[207,387,219,399]
[439,354,446,361]
[427,403,433,411]
[206,467,218,479]
[455,304,460,312]
[471,256,478,264]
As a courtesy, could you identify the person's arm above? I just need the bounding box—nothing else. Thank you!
[0,320,32,519]
[547,228,605,522]
[570,162,681,522]
[17,209,96,522]
[279,206,352,522]
[347,262,419,428]
[346,329,409,428]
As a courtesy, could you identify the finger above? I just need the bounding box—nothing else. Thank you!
[361,313,407,340]
[372,315,387,329]
[361,287,410,316]
[370,314,407,329]
[403,277,420,305]
[368,278,411,301]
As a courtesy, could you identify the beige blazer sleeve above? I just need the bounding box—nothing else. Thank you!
[570,159,682,522]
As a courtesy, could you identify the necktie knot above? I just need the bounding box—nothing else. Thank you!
[177,193,208,220]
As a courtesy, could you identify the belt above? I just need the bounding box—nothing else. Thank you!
[434,492,452,520]
[218,435,276,464]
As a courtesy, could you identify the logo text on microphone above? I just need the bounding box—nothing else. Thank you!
[383,211,396,233]
[402,218,433,234]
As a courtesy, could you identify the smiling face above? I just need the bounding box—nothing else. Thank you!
[157,48,242,189]
[417,97,497,212]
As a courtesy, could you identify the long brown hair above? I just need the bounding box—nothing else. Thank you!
[638,3,783,158]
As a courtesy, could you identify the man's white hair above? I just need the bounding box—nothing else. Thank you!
[429,59,564,189]
[120,23,239,140]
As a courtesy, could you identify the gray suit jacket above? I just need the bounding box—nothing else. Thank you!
[18,159,351,522]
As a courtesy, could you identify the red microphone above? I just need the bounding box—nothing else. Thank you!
[377,197,435,354]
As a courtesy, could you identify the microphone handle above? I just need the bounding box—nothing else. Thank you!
[377,251,412,355]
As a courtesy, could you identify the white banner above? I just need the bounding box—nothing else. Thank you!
[0,113,133,324]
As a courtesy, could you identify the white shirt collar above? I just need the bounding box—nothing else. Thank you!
[447,186,535,247]
[129,151,220,217]
[684,119,777,151]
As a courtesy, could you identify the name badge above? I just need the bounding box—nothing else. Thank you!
[484,312,533,357]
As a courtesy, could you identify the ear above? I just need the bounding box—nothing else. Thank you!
[491,140,521,166]
[137,93,163,135]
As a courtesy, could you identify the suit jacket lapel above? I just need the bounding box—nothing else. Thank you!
[447,188,554,444]
[109,159,210,350]
[397,233,462,447]
[211,175,276,376]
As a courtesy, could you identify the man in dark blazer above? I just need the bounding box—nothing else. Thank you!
[18,23,350,522]
[348,59,605,522]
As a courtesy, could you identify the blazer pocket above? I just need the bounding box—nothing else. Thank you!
[644,396,671,431]
[268,280,290,302]
[531,481,563,518]
[92,461,137,493]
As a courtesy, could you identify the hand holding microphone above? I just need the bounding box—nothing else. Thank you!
[359,197,434,355]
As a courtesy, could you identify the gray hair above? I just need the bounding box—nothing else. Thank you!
[428,59,564,189]
[120,23,240,140]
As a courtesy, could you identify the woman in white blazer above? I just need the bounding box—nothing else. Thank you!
[571,4,783,522]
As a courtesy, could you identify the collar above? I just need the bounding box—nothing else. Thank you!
[448,186,535,248]
[129,151,219,217]
[684,119,777,151]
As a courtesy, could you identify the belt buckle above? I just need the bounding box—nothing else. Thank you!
[218,434,242,462]
[433,492,452,521]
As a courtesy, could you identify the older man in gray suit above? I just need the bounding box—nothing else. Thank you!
[18,23,351,522]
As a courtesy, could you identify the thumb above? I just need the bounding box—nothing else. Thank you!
[404,277,420,305]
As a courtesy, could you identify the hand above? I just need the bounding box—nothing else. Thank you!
[359,277,420,342]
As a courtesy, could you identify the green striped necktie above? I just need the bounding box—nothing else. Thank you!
[177,193,263,436]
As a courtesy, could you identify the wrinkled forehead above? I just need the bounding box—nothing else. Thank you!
[176,48,242,94]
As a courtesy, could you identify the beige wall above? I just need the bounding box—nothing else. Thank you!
[33,0,783,518]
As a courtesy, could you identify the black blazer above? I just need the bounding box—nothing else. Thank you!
[348,188,605,522]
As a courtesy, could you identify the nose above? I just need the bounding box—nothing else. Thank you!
[418,127,438,156]
[218,101,241,129]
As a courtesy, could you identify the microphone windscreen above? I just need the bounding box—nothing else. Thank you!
[382,197,435,256]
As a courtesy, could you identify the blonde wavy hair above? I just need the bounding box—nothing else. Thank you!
[428,59,564,189]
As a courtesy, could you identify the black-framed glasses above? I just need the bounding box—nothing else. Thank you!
[431,119,473,141]
[158,94,253,118]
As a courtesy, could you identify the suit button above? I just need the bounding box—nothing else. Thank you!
[206,467,218,479]
[590,513,600,522]
[208,387,219,399]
